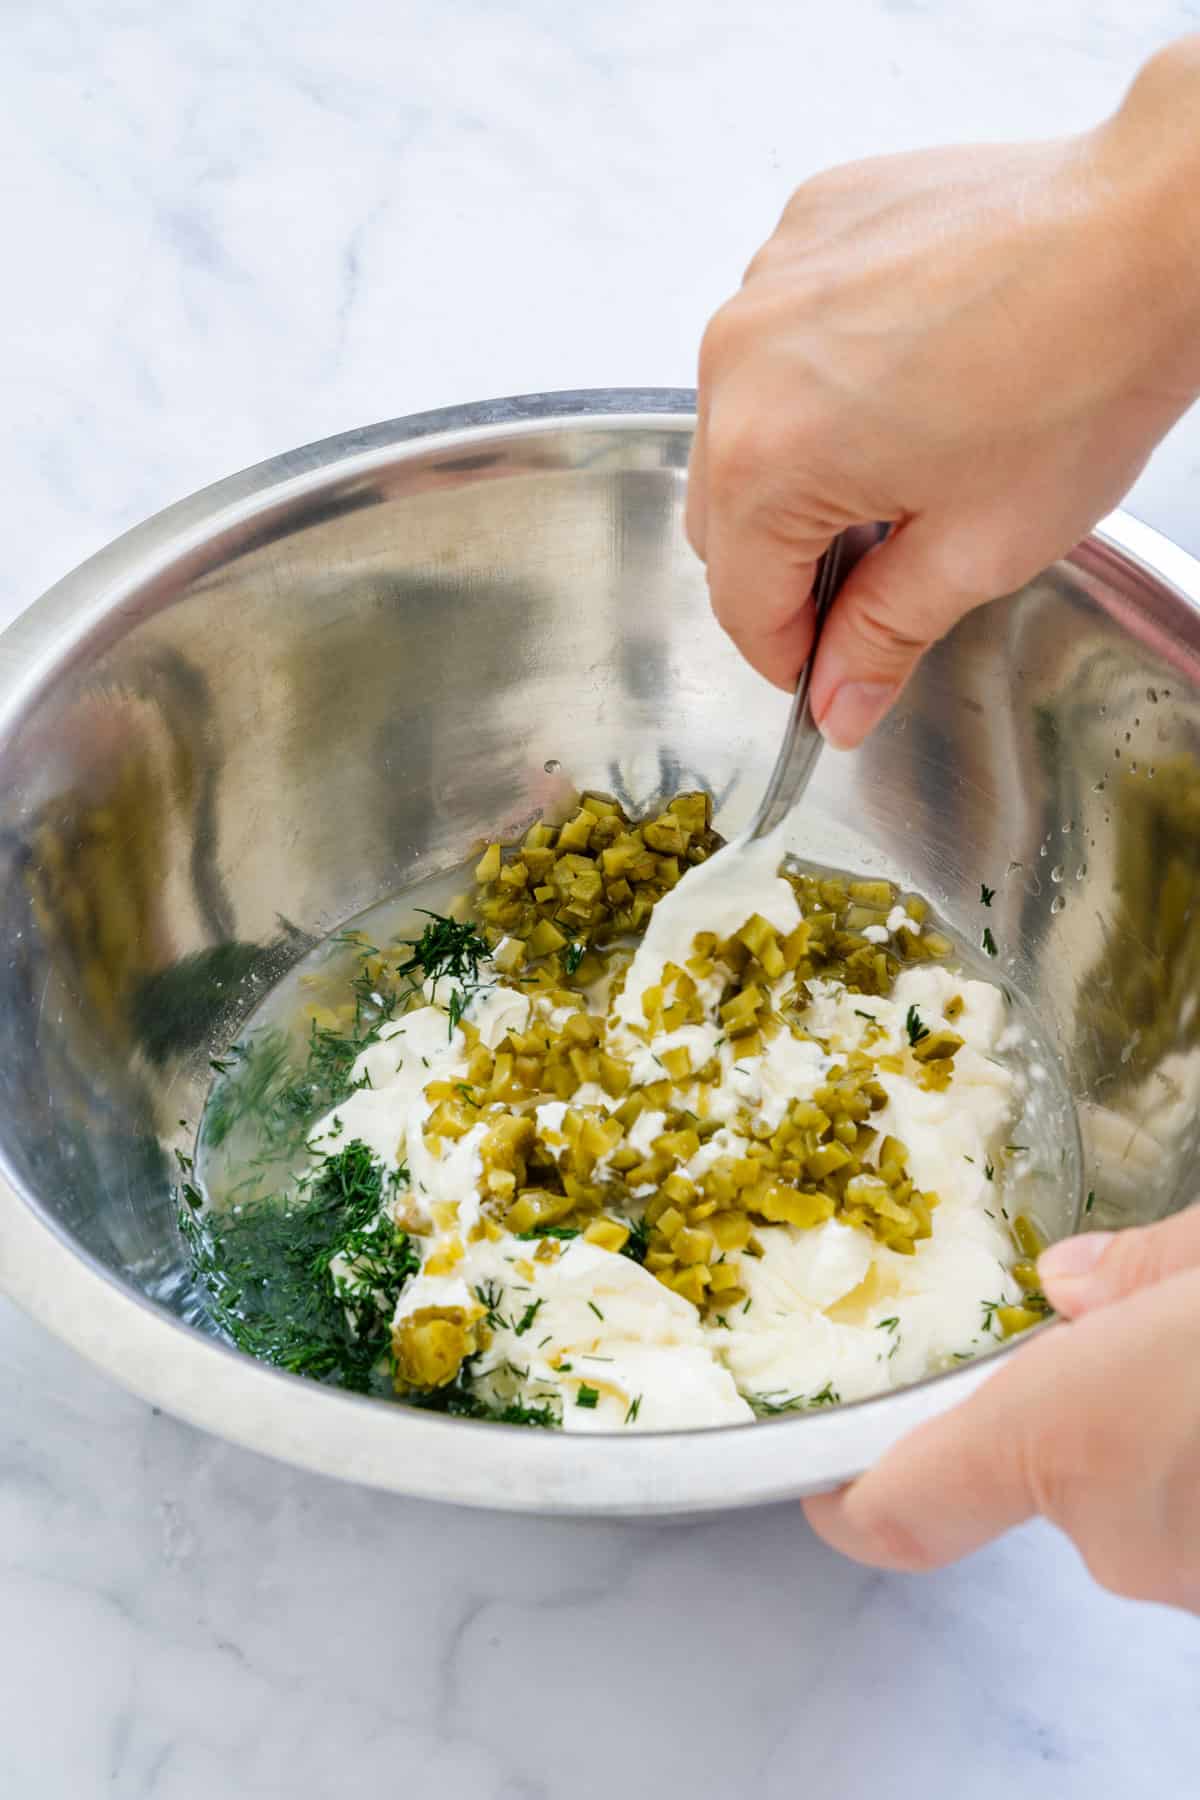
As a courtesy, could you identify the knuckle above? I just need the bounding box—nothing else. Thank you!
[698,301,745,384]
[846,584,931,661]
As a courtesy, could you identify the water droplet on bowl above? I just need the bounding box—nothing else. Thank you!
[1076,862,1088,880]
[1050,864,1064,882]
[1050,895,1066,914]
[543,758,561,774]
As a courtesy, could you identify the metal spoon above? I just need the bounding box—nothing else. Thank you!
[746,522,886,839]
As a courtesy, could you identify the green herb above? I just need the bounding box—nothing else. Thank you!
[1085,1189,1096,1214]
[853,1009,877,1022]
[746,1390,807,1416]
[174,1148,194,1174]
[715,1314,731,1329]
[982,927,998,957]
[392,911,491,1039]
[558,1361,573,1372]
[516,1224,581,1242]
[624,1395,643,1425]
[980,884,995,907]
[474,1280,508,1332]
[428,1387,560,1429]
[981,1297,1005,1334]
[587,1300,605,1322]
[202,938,410,1157]
[576,1384,600,1409]
[1005,1144,1027,1154]
[563,941,585,976]
[456,1083,480,1109]
[742,1298,752,1314]
[620,1214,651,1265]
[905,1005,930,1047]
[178,1140,418,1392]
[876,1316,899,1331]
[985,1161,994,1181]
[514,1298,544,1338]
[209,1057,234,1075]
[746,1381,841,1416]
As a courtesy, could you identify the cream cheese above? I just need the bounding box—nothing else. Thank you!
[311,838,1027,1428]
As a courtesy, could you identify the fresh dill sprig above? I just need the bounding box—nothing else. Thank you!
[620,1214,651,1265]
[981,1297,1005,1334]
[746,1382,842,1416]
[424,1386,560,1429]
[473,1279,508,1332]
[905,1005,930,1047]
[393,912,491,1036]
[179,1139,418,1392]
[513,1298,544,1338]
[980,883,995,907]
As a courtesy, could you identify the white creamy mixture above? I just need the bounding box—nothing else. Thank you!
[305,829,1027,1431]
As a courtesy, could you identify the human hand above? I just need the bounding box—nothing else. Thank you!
[688,40,1200,748]
[803,1207,1200,1610]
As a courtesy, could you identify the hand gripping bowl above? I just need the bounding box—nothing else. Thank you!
[2,390,1199,1516]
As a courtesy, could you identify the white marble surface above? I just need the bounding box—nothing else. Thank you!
[3,2,1200,1792]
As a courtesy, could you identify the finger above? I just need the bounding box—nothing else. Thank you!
[705,513,822,692]
[1039,1204,1200,1320]
[810,518,988,748]
[804,1271,1200,1600]
[802,1339,1045,1570]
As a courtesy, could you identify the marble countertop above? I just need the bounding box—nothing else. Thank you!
[3,3,1199,1793]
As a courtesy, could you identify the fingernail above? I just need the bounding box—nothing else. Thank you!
[1039,1232,1112,1283]
[818,681,898,750]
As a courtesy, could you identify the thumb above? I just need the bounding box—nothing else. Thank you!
[1038,1204,1200,1320]
[810,518,989,749]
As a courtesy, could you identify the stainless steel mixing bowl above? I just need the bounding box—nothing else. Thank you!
[2,389,1199,1515]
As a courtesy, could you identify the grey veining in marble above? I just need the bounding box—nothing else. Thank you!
[3,2,1200,1793]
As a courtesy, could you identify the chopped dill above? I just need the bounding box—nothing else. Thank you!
[514,1298,544,1338]
[980,883,995,907]
[624,1395,643,1424]
[516,1224,581,1242]
[429,1388,560,1429]
[474,1280,508,1332]
[1085,1189,1096,1214]
[178,1139,418,1392]
[985,1161,995,1181]
[981,1297,1005,1334]
[563,941,585,976]
[620,1214,651,1265]
[905,1005,930,1047]
[587,1300,605,1322]
[982,926,998,957]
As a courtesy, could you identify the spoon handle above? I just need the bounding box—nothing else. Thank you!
[747,522,888,840]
